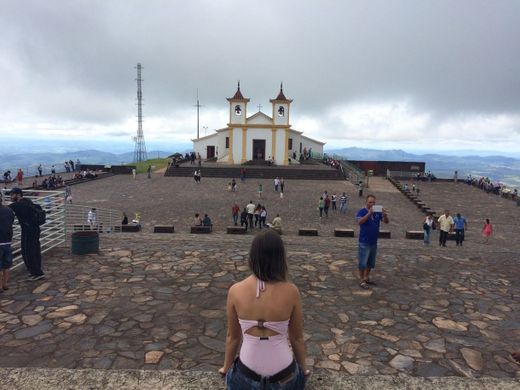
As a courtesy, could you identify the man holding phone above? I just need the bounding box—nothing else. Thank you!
[356,194,389,289]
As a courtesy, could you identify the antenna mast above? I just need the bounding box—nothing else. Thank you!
[133,63,148,162]
[193,89,204,139]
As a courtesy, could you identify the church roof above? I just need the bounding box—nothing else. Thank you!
[226,81,250,102]
[270,83,293,103]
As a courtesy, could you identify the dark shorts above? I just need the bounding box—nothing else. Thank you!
[0,244,13,269]
[226,359,305,389]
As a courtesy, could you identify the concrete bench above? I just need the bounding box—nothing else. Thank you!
[406,230,424,239]
[227,226,247,234]
[378,230,391,239]
[190,226,212,234]
[122,224,141,232]
[334,228,355,237]
[154,225,174,233]
[298,228,318,236]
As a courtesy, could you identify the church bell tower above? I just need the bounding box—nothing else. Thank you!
[227,81,250,125]
[270,83,293,126]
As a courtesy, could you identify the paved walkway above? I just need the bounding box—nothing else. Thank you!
[0,233,518,378]
[1,175,519,383]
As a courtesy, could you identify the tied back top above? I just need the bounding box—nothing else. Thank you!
[238,278,293,376]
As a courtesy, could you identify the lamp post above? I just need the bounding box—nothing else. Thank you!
[203,126,208,136]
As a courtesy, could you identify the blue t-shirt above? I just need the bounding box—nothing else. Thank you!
[453,216,466,230]
[356,208,382,245]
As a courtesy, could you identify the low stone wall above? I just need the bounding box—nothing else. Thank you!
[0,368,518,390]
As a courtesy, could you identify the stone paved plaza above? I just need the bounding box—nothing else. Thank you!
[1,173,519,384]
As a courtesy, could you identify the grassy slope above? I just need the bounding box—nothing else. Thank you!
[129,158,168,174]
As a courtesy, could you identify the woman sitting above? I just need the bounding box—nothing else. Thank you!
[219,230,309,389]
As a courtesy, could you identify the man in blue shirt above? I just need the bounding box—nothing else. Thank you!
[453,213,467,246]
[356,195,389,289]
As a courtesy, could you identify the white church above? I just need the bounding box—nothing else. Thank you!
[192,83,324,165]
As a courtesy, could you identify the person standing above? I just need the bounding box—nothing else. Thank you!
[37,164,43,177]
[257,183,263,198]
[453,213,467,246]
[0,196,15,290]
[65,186,73,203]
[240,208,249,231]
[87,208,97,230]
[69,159,75,172]
[8,188,45,281]
[331,193,337,211]
[51,165,56,174]
[358,181,364,197]
[246,201,255,228]
[324,195,331,217]
[423,214,434,246]
[482,219,493,244]
[147,165,152,179]
[219,230,308,386]
[231,203,240,226]
[260,206,267,228]
[280,177,285,193]
[356,195,389,289]
[273,177,279,192]
[318,196,324,218]
[132,168,136,180]
[437,210,454,247]
[16,169,23,186]
[339,192,348,214]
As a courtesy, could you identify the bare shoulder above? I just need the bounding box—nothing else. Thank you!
[284,281,301,297]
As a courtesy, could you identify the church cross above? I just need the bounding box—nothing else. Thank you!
[257,104,263,112]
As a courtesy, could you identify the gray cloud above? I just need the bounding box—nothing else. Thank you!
[0,0,519,148]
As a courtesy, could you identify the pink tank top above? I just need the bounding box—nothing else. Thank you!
[238,279,293,376]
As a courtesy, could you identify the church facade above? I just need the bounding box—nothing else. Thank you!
[192,83,324,165]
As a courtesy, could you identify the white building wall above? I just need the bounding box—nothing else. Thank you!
[216,130,228,160]
[301,136,324,157]
[273,103,289,126]
[231,128,243,164]
[275,129,286,165]
[229,102,247,125]
[193,134,220,159]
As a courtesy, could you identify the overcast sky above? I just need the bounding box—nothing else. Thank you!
[1,0,519,154]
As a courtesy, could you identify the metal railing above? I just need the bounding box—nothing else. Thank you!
[65,204,123,234]
[1,190,124,270]
[1,189,67,270]
[338,160,364,184]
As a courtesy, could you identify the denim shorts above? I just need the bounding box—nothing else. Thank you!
[0,244,13,269]
[358,243,377,270]
[226,359,305,390]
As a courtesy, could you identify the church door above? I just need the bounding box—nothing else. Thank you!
[252,139,266,160]
[207,146,215,159]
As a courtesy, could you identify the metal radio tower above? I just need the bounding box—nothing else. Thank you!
[133,63,148,162]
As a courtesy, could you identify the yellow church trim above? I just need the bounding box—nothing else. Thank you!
[227,123,290,129]
[284,129,289,164]
[241,128,247,163]
[271,129,277,160]
[228,128,234,162]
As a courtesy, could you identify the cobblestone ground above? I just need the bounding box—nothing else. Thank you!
[1,174,519,378]
[70,173,432,239]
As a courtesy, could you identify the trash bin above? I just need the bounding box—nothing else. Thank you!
[71,231,99,255]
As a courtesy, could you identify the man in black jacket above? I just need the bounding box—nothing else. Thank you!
[8,188,45,281]
[0,196,15,289]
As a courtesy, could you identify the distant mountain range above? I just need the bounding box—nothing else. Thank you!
[0,150,172,177]
[1,147,519,187]
[326,147,520,187]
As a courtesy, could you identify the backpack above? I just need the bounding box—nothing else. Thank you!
[33,203,47,226]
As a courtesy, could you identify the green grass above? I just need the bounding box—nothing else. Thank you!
[128,158,169,174]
